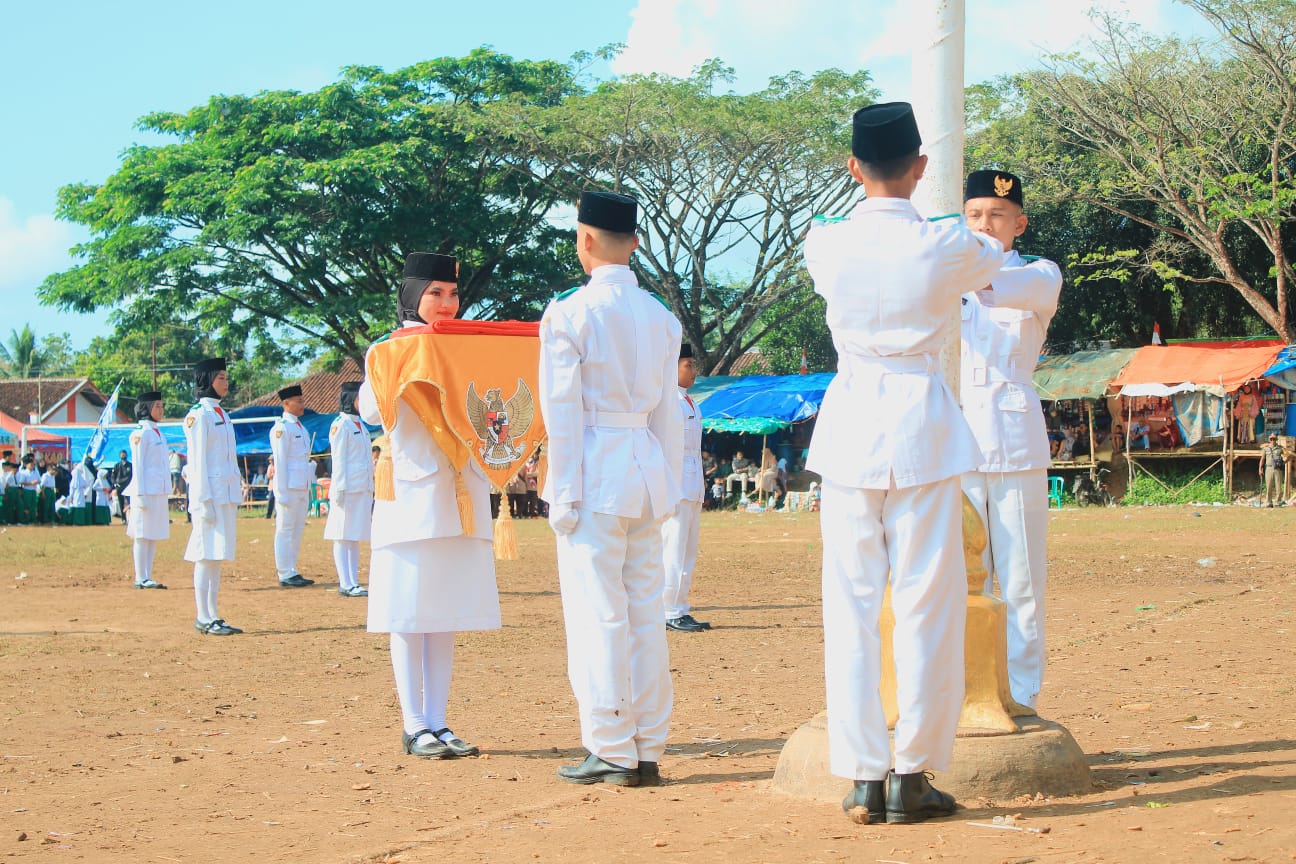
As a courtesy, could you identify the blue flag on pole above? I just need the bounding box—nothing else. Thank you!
[82,382,121,465]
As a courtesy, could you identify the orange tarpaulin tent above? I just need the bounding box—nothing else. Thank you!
[1111,342,1284,396]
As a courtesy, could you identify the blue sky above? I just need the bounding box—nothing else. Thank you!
[0,0,1213,351]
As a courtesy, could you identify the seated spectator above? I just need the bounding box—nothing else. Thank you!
[730,450,753,477]
[1049,438,1061,459]
[1057,426,1077,461]
[1130,420,1151,450]
[1157,422,1180,450]
[1071,427,1091,459]
[702,450,718,481]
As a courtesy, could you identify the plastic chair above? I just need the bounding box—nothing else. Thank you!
[1047,475,1064,508]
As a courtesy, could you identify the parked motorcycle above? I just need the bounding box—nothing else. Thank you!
[1073,466,1113,507]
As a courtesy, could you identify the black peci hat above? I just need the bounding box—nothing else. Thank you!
[194,357,226,376]
[680,343,694,359]
[339,381,361,396]
[136,390,163,403]
[577,190,638,234]
[278,385,303,401]
[402,252,458,283]
[851,101,922,163]
[965,169,1023,207]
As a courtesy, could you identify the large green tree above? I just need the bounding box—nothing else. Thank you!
[40,49,581,365]
[1029,0,1296,342]
[499,61,876,373]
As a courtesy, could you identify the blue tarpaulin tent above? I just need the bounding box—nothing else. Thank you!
[1263,345,1296,391]
[689,373,835,434]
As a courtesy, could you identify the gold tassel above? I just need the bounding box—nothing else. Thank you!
[374,450,395,501]
[494,503,518,560]
[454,469,475,536]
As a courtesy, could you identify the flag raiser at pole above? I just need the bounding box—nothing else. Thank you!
[82,381,122,465]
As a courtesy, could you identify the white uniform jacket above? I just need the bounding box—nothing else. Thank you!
[327,412,374,498]
[125,420,171,497]
[184,398,243,511]
[358,335,493,550]
[539,265,683,519]
[270,413,313,496]
[69,463,93,508]
[960,251,1062,472]
[678,388,704,503]
[804,198,1007,489]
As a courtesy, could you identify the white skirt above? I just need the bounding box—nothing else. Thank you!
[126,494,170,540]
[366,536,500,634]
[184,503,238,562]
[323,491,372,542]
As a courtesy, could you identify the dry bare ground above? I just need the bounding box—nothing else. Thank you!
[1,505,1294,863]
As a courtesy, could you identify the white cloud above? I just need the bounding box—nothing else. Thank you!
[0,197,76,290]
[615,0,1213,95]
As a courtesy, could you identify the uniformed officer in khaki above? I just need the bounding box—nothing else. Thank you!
[804,102,1008,824]
[270,384,316,588]
[540,190,683,787]
[324,380,371,597]
[125,390,170,589]
[184,357,244,635]
[959,169,1062,711]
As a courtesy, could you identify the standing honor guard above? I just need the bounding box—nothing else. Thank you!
[359,252,500,759]
[804,102,1008,824]
[540,190,683,786]
[269,385,316,588]
[125,391,170,589]
[39,461,58,524]
[324,381,372,597]
[661,343,710,633]
[959,169,1062,712]
[184,358,244,636]
[0,459,19,524]
[16,454,41,523]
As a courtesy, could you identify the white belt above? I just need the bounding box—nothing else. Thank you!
[967,362,1031,386]
[846,353,938,374]
[583,409,649,429]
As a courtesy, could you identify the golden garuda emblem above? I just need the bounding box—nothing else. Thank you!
[467,378,535,467]
[993,175,1014,198]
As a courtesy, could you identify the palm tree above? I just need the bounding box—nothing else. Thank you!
[0,325,43,378]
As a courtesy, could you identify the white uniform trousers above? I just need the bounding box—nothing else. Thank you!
[556,505,673,769]
[273,490,309,579]
[821,477,967,780]
[960,469,1048,709]
[661,499,702,619]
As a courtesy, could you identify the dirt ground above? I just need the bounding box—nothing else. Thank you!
[1,504,1294,863]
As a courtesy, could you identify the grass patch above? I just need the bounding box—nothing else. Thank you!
[1121,471,1229,506]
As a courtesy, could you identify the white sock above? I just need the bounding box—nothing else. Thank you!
[132,539,154,584]
[206,563,222,622]
[422,631,455,734]
[390,632,429,736]
[334,541,359,590]
[193,561,216,623]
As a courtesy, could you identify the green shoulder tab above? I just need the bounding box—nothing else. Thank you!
[553,285,582,302]
[188,403,200,413]
[372,332,392,344]
[649,292,671,310]
[927,213,962,223]
[811,214,848,224]
[1019,254,1041,263]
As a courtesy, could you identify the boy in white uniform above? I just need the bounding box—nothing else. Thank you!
[184,358,244,635]
[541,190,683,787]
[804,102,1008,824]
[959,169,1062,711]
[661,343,709,633]
[269,384,316,588]
[324,381,372,597]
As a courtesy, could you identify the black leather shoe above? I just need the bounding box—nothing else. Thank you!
[842,779,886,824]
[401,730,450,758]
[557,753,640,786]
[193,619,210,634]
[203,619,241,636]
[279,574,314,587]
[430,727,479,757]
[134,579,168,589]
[666,615,706,633]
[638,761,662,786]
[885,771,956,824]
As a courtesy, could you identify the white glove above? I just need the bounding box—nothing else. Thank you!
[193,502,216,524]
[548,502,579,535]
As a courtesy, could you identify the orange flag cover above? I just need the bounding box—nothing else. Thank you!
[364,321,546,528]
